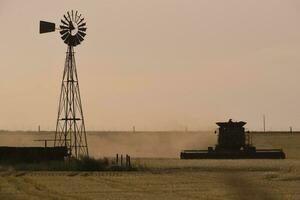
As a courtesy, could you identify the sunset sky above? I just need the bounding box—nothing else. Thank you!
[1,0,300,131]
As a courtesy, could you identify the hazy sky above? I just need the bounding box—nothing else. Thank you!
[1,0,300,131]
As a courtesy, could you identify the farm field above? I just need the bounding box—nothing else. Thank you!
[0,131,299,200]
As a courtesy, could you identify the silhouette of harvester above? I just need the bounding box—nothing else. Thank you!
[181,119,285,159]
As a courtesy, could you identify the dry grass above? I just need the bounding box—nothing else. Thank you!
[0,162,299,200]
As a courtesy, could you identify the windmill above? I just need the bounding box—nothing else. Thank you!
[40,10,88,158]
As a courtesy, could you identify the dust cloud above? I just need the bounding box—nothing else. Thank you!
[0,131,217,158]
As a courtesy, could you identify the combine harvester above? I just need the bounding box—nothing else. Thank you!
[181,119,285,159]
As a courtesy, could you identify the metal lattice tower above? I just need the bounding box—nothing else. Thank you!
[39,10,88,158]
[54,46,88,158]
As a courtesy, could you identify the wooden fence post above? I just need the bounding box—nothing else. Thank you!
[121,154,123,166]
[128,155,131,168]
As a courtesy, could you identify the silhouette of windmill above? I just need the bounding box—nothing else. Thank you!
[40,10,88,158]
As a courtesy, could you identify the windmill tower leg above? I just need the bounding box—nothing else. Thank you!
[54,46,89,158]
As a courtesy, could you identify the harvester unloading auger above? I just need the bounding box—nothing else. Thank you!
[181,119,285,159]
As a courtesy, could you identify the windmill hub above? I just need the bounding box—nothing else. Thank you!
[69,22,78,36]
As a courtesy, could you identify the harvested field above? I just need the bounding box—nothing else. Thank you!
[0,131,299,199]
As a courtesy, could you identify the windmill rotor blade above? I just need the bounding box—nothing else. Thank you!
[40,21,56,34]
[67,11,71,21]
[66,37,72,45]
[60,29,69,35]
[64,36,71,45]
[60,25,69,30]
[69,36,76,46]
[75,11,78,21]
[61,19,68,26]
[72,38,77,46]
[61,33,69,40]
[64,38,69,45]
[78,27,87,32]
[76,14,82,23]
[64,15,69,23]
[78,31,86,37]
[76,34,84,42]
[78,18,84,25]
[77,32,86,38]
[73,38,80,46]
[75,36,81,45]
[78,23,86,28]
[71,10,74,21]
